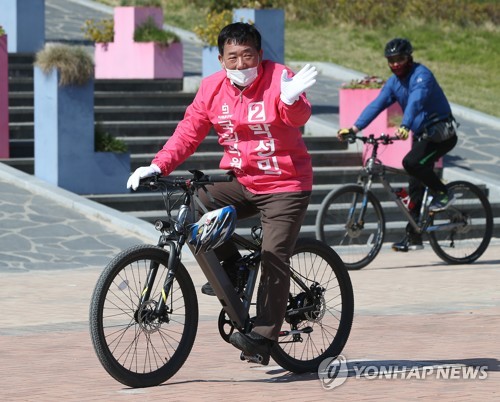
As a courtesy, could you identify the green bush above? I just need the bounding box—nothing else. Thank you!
[194,10,232,46]
[0,25,5,36]
[95,123,128,153]
[134,17,179,45]
[82,18,114,43]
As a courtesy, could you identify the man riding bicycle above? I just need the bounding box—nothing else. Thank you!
[127,23,317,364]
[338,37,458,252]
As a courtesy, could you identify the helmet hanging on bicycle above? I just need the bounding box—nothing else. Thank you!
[189,205,237,254]
[384,38,413,78]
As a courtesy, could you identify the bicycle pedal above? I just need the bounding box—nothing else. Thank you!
[240,351,264,364]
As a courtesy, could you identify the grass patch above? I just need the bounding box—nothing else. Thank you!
[94,0,500,117]
[35,44,94,86]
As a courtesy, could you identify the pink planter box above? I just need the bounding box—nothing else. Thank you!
[0,35,9,158]
[94,7,183,79]
[340,88,407,168]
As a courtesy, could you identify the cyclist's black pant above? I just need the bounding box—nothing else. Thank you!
[402,134,458,213]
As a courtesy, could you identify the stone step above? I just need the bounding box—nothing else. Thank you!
[95,105,188,122]
[7,63,34,78]
[8,105,189,123]
[8,120,182,140]
[7,76,185,93]
[8,124,349,154]
[7,92,34,107]
[94,91,195,107]
[7,53,35,65]
[8,77,33,92]
[7,91,196,108]
[87,196,500,243]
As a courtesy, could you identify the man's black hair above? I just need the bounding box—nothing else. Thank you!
[217,22,261,55]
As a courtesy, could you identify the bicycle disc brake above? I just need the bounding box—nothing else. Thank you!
[136,300,162,334]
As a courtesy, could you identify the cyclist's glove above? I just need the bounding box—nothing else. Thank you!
[396,125,410,140]
[337,127,355,141]
[127,164,161,191]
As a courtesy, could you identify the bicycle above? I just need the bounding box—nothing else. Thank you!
[89,170,354,388]
[316,133,493,270]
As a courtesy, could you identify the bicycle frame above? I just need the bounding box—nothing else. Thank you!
[355,134,464,236]
[359,163,430,234]
[140,173,317,336]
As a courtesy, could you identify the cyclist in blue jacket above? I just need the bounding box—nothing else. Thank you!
[338,38,458,252]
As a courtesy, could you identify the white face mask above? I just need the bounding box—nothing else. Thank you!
[225,66,258,87]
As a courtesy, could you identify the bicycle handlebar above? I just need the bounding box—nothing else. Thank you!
[346,132,401,145]
[139,169,233,190]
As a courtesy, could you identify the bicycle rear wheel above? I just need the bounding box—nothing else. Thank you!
[316,184,385,270]
[89,245,198,388]
[271,238,354,373]
[428,181,493,264]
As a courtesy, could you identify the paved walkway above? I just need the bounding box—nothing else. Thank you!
[0,0,499,399]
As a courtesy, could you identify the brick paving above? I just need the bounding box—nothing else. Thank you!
[1,242,498,401]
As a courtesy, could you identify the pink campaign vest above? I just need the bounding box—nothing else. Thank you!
[153,60,313,194]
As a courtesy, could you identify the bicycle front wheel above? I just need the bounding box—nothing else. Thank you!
[428,181,493,264]
[271,238,354,373]
[89,245,198,388]
[316,184,385,270]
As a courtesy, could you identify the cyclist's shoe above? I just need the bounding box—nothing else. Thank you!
[391,234,424,252]
[201,261,239,296]
[200,282,217,296]
[230,331,272,365]
[429,191,455,212]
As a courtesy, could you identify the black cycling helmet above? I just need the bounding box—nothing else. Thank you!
[384,38,413,58]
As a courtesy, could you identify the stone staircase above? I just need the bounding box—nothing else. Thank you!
[3,53,499,242]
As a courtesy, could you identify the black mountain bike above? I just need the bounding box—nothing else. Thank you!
[89,170,354,387]
[316,133,493,270]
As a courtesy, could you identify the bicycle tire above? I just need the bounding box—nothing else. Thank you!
[428,181,493,264]
[316,184,385,270]
[89,245,198,388]
[271,238,354,373]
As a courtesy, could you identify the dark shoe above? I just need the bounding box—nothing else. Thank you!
[392,234,424,252]
[201,282,217,296]
[230,331,272,365]
[201,260,242,296]
[429,191,455,212]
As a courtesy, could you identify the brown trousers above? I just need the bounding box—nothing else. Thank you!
[197,177,311,341]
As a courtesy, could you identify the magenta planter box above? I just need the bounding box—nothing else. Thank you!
[339,88,409,169]
[94,7,183,79]
[339,88,442,168]
[0,35,9,158]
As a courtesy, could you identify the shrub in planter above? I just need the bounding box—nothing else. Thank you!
[35,44,93,86]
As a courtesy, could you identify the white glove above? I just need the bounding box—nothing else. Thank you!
[126,164,161,191]
[280,63,318,105]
